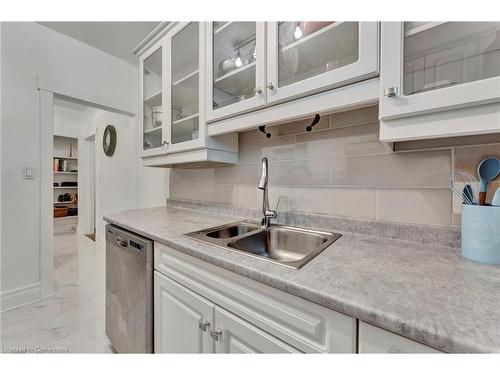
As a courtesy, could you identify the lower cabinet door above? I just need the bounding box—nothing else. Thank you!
[154,271,215,353]
[214,306,301,353]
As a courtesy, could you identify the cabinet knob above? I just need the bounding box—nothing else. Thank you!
[198,321,210,332]
[384,87,398,98]
[210,329,222,341]
[162,141,169,147]
[254,87,262,95]
[266,82,274,90]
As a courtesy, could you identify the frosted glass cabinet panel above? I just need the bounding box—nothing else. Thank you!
[403,22,500,96]
[142,47,163,153]
[170,22,200,145]
[206,22,266,122]
[266,22,379,105]
[380,22,500,121]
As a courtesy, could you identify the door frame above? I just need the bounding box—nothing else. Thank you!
[79,134,96,236]
[37,77,136,299]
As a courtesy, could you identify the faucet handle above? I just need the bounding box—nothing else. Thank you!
[274,195,282,212]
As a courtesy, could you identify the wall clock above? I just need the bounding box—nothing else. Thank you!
[103,125,117,157]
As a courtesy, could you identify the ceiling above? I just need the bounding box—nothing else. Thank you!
[38,22,161,65]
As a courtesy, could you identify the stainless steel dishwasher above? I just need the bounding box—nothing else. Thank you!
[105,224,153,353]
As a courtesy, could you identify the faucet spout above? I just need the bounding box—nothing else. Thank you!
[258,157,268,190]
[258,157,277,227]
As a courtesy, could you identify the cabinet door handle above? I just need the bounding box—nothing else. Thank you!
[210,329,222,341]
[266,82,274,90]
[384,87,398,97]
[198,321,210,332]
[254,87,262,95]
[162,141,169,147]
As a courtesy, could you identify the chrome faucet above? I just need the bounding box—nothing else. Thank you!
[258,157,280,227]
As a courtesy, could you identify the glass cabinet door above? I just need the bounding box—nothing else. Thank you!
[403,22,500,95]
[169,22,202,147]
[380,22,500,120]
[142,47,164,153]
[207,22,266,121]
[267,22,379,104]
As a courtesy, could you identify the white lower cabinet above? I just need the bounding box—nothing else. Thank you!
[154,271,298,353]
[154,243,357,353]
[358,322,441,353]
[154,271,214,353]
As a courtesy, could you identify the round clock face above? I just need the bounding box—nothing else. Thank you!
[103,125,117,157]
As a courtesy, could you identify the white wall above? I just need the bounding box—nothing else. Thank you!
[87,108,137,241]
[0,22,167,311]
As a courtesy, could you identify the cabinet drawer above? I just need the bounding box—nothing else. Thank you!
[155,242,356,353]
[358,322,441,353]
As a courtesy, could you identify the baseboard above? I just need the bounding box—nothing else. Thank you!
[0,283,41,313]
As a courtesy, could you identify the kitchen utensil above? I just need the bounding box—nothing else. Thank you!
[477,157,500,205]
[449,171,478,205]
[172,105,183,121]
[219,58,236,76]
[463,185,474,205]
[298,22,333,36]
[152,105,162,127]
[492,188,500,207]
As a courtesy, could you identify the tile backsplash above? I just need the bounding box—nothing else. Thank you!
[170,106,500,226]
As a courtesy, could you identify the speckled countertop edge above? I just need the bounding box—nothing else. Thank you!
[104,205,500,353]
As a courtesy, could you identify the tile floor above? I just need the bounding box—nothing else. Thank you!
[0,233,113,353]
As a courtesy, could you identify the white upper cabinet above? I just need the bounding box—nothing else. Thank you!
[166,22,205,153]
[206,22,267,122]
[140,41,166,157]
[266,22,379,105]
[138,22,238,167]
[380,22,500,121]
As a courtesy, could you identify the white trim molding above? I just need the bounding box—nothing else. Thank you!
[37,77,137,117]
[133,22,175,56]
[0,283,41,313]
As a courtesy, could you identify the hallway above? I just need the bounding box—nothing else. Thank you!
[1,233,112,353]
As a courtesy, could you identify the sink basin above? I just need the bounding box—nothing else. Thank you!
[206,223,259,239]
[185,221,341,269]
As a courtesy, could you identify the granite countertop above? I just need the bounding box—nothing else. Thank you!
[104,204,500,353]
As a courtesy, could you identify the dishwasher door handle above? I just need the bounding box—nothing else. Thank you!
[116,237,128,248]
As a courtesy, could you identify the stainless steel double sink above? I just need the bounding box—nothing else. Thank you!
[185,221,342,269]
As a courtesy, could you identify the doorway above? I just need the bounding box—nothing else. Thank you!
[39,82,136,299]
